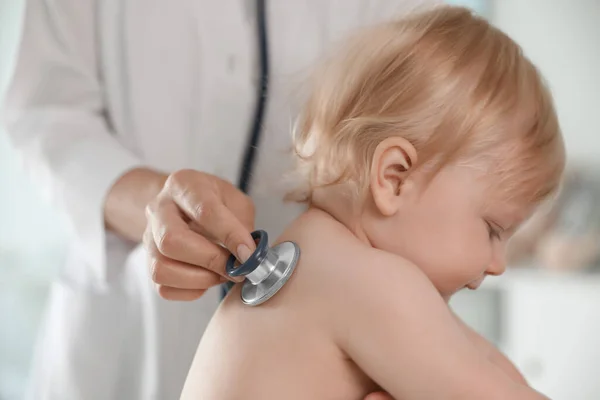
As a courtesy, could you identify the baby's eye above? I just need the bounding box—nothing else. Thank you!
[485,221,501,241]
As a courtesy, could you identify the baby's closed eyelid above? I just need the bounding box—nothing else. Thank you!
[484,220,502,240]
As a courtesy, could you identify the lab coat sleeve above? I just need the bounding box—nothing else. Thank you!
[1,0,144,282]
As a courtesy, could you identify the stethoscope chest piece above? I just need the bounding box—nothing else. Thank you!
[226,230,300,306]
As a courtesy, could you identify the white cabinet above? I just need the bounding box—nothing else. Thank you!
[451,269,600,400]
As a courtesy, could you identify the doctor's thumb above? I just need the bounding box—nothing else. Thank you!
[222,193,256,264]
[215,212,256,266]
[236,243,254,264]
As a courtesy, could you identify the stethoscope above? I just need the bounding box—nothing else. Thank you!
[222,0,300,306]
[226,230,300,306]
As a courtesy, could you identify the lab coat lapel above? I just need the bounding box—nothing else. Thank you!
[123,0,254,180]
[124,0,198,173]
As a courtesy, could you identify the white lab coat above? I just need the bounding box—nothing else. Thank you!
[2,1,435,399]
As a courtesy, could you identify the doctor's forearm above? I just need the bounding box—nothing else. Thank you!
[104,168,168,242]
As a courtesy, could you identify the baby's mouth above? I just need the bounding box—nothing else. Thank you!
[466,276,486,290]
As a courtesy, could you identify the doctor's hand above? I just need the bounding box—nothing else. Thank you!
[364,391,394,400]
[143,169,257,301]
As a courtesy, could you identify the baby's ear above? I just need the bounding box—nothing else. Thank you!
[369,137,417,216]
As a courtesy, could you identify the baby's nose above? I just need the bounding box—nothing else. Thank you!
[486,253,507,276]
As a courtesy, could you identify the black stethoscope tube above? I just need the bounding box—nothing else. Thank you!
[222,0,270,299]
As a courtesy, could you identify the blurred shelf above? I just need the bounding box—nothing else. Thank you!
[453,263,600,399]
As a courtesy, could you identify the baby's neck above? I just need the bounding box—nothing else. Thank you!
[300,205,453,304]
[309,187,373,247]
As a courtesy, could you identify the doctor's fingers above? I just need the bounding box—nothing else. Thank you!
[146,238,222,290]
[145,198,241,281]
[362,392,394,400]
[169,181,256,264]
[156,286,207,301]
[143,226,211,300]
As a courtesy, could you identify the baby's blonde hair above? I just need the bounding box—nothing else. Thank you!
[286,5,565,208]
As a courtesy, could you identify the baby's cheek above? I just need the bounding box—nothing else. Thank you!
[470,238,495,275]
[440,228,482,265]
[452,228,491,277]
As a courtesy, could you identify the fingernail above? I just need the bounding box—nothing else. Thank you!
[237,244,252,263]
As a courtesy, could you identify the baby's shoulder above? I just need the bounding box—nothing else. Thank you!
[277,212,428,310]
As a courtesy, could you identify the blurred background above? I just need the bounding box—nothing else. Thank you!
[1,0,599,399]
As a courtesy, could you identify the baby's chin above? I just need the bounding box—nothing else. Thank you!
[469,274,487,289]
[437,276,487,301]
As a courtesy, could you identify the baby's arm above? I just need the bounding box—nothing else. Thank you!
[332,251,548,400]
[452,313,528,385]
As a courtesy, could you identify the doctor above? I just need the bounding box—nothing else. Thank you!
[3,0,434,399]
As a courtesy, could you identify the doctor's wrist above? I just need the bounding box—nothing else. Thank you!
[104,167,168,243]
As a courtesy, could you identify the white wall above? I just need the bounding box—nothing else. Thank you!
[0,2,68,398]
[0,0,69,252]
[491,0,600,166]
[451,1,600,398]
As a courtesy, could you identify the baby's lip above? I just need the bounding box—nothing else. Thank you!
[466,276,486,290]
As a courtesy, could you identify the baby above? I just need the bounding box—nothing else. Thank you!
[181,5,565,400]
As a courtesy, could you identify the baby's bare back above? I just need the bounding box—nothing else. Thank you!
[180,210,379,400]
